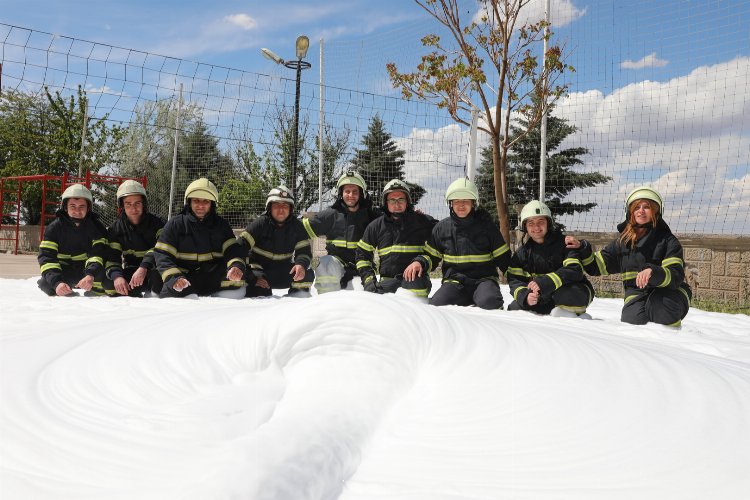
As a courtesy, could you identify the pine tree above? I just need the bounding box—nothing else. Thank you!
[476,105,610,230]
[350,114,425,206]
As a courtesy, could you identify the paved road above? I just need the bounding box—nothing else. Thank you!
[0,253,39,279]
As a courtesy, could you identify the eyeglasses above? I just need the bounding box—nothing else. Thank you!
[386,197,407,204]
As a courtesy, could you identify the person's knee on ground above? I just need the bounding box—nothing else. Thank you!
[429,281,471,307]
[621,297,649,325]
[473,280,503,310]
[287,267,314,297]
[551,283,593,315]
[648,289,689,326]
[398,273,431,299]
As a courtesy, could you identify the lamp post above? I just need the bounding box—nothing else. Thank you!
[261,36,311,194]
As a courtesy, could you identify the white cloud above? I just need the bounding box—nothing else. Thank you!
[550,58,750,234]
[224,14,257,31]
[620,52,669,69]
[395,57,750,234]
[474,0,586,28]
[85,84,126,97]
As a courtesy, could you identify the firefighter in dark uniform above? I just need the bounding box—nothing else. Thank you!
[356,179,436,300]
[576,186,691,327]
[104,180,165,297]
[154,178,246,298]
[411,177,511,309]
[37,183,108,296]
[506,200,594,317]
[239,186,314,298]
[302,170,380,294]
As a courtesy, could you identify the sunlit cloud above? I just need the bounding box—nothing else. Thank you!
[224,14,257,31]
[620,52,669,69]
[473,0,587,28]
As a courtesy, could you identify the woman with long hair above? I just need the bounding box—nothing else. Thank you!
[576,186,691,327]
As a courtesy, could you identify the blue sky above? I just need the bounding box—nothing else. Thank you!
[3,0,746,88]
[1,0,428,75]
[2,1,749,233]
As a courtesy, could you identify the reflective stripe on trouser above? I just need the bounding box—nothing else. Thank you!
[507,282,593,315]
[102,267,164,297]
[246,264,315,297]
[160,264,244,298]
[37,265,106,296]
[314,255,346,294]
[379,274,432,297]
[620,286,690,326]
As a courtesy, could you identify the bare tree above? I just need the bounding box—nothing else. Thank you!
[387,0,573,241]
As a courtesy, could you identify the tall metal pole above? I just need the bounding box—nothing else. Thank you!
[319,38,324,211]
[291,65,302,194]
[168,83,183,219]
[78,100,88,178]
[467,106,479,181]
[539,0,551,202]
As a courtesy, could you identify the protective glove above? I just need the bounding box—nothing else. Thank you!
[364,278,384,294]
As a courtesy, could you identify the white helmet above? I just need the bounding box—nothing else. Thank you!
[61,183,93,208]
[265,185,295,213]
[116,180,147,206]
[519,200,553,230]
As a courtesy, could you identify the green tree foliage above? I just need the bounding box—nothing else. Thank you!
[223,139,282,223]
[267,107,349,213]
[350,114,425,206]
[387,0,574,242]
[0,86,122,223]
[117,99,235,220]
[476,104,611,230]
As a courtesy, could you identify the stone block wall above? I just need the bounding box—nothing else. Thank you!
[0,225,41,254]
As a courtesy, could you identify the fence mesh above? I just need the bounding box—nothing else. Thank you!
[1,0,749,235]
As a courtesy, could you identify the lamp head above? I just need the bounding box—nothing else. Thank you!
[295,35,309,60]
[261,48,283,65]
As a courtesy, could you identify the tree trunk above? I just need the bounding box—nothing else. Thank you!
[492,136,511,243]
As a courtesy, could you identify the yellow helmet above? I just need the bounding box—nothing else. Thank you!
[445,177,479,204]
[184,178,219,204]
[625,186,662,216]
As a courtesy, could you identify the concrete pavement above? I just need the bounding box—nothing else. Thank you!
[0,253,39,279]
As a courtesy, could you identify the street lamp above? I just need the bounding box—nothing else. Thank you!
[261,36,311,194]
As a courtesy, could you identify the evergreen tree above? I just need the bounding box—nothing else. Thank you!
[350,115,425,206]
[476,105,610,230]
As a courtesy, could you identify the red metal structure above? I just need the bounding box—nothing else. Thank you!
[0,171,147,254]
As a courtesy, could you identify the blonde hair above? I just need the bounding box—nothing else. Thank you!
[619,199,660,248]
